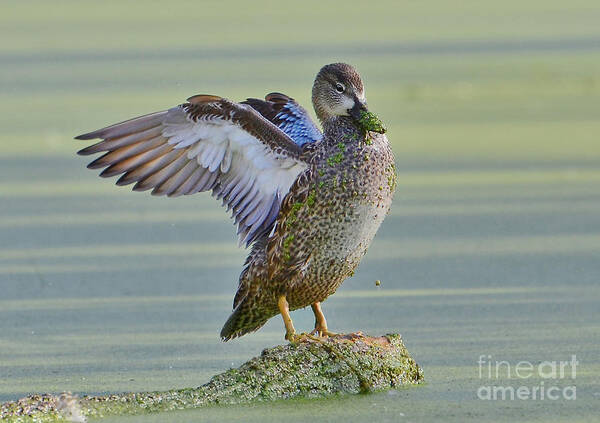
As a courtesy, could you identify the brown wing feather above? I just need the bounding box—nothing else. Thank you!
[242,92,293,125]
[183,97,303,159]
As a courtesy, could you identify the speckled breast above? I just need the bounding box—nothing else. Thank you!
[285,128,396,308]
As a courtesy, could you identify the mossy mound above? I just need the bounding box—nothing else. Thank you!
[1,333,423,422]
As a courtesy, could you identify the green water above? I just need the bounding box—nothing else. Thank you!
[1,1,599,421]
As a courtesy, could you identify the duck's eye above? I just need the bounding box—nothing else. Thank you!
[335,83,345,93]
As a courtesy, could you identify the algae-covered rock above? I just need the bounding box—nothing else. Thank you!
[1,334,422,422]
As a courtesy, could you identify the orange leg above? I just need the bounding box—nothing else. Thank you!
[310,302,338,337]
[278,295,297,341]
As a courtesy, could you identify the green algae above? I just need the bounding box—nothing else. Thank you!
[327,152,344,167]
[282,189,317,259]
[282,234,295,261]
[1,334,423,423]
[285,189,317,230]
[286,202,304,228]
[357,110,386,134]
[306,191,316,207]
[386,163,398,191]
[343,132,359,142]
[326,142,348,167]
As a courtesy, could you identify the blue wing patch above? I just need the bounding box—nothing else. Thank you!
[273,100,323,146]
[243,93,322,147]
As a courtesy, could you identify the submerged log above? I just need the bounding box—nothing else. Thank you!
[1,333,423,422]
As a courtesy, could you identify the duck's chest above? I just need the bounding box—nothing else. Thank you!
[305,131,396,261]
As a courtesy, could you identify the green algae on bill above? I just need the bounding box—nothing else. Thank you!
[357,110,386,134]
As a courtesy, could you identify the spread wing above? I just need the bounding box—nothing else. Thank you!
[76,95,308,247]
[243,93,322,146]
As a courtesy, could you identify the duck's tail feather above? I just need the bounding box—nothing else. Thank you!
[220,295,277,341]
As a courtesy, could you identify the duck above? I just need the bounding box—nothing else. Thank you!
[76,63,396,342]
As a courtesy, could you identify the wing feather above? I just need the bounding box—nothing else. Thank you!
[154,160,200,196]
[146,152,191,193]
[193,170,219,194]
[220,146,233,172]
[243,93,322,146]
[209,142,227,172]
[229,173,255,208]
[78,126,163,155]
[131,149,188,191]
[109,143,172,181]
[88,136,166,170]
[77,95,308,246]
[75,111,167,141]
[115,145,175,185]
[171,165,206,197]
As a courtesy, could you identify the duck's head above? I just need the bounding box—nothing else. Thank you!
[312,63,386,134]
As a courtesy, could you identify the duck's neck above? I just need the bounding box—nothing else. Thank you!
[322,116,361,136]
